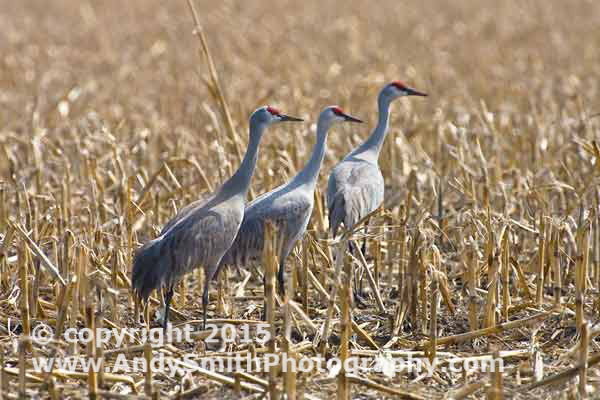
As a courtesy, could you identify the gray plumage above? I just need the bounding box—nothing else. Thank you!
[131,106,303,328]
[327,82,427,237]
[132,193,243,301]
[220,106,362,292]
[327,158,384,237]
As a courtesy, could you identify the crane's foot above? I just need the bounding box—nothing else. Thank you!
[353,271,366,306]
[353,291,369,308]
[262,300,267,321]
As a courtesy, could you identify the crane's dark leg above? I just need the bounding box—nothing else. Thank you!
[277,259,286,297]
[261,260,285,321]
[348,241,361,295]
[350,240,368,307]
[359,223,369,293]
[262,274,267,321]
[359,243,365,295]
[350,240,363,303]
[361,227,368,259]
[163,284,174,331]
[202,279,209,330]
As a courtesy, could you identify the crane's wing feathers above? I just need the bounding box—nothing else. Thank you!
[327,160,384,236]
[221,193,312,268]
[132,200,242,300]
[159,192,216,235]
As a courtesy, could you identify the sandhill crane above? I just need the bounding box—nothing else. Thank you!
[219,106,363,295]
[132,106,303,329]
[326,82,426,291]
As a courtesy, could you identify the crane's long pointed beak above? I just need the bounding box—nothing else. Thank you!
[406,87,428,97]
[343,113,363,123]
[279,114,304,122]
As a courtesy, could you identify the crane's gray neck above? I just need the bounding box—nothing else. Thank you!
[292,115,331,189]
[352,94,392,162]
[219,122,265,198]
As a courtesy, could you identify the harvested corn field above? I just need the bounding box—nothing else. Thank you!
[1,0,600,398]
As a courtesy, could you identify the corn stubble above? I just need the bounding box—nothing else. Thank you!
[1,0,600,398]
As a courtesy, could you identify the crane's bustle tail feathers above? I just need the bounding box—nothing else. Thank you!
[328,193,346,237]
[132,238,171,301]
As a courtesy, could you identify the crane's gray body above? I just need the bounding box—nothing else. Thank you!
[326,82,428,237]
[220,180,313,271]
[220,107,361,289]
[132,191,245,299]
[326,87,395,237]
[327,155,384,237]
[131,107,302,326]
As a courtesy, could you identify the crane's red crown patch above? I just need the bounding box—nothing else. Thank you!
[332,106,345,116]
[392,81,407,90]
[267,106,281,115]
